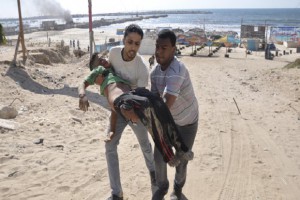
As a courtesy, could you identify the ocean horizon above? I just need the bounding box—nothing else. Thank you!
[1,8,299,35]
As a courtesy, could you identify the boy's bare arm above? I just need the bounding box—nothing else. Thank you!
[78,81,89,96]
[78,81,90,111]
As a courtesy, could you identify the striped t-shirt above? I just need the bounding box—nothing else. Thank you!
[150,57,198,126]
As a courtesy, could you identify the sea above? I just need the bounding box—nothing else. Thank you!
[109,8,300,33]
[1,8,300,36]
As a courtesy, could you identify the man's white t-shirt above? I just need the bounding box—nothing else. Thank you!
[109,46,149,89]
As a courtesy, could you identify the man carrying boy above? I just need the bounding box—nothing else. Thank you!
[151,29,199,200]
[79,24,155,200]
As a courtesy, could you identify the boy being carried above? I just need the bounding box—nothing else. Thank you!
[78,54,193,166]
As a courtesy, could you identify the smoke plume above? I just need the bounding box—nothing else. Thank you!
[32,0,73,23]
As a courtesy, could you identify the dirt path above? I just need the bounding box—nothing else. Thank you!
[184,52,300,200]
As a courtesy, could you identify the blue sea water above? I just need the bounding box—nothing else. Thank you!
[92,8,300,36]
[118,8,300,32]
[1,8,300,35]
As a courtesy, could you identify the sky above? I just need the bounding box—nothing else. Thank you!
[0,0,299,19]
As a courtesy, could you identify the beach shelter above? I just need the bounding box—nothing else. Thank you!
[206,40,213,55]
[185,30,207,46]
[116,28,124,35]
[177,34,189,45]
[214,35,240,54]
[214,35,240,44]
[184,32,207,55]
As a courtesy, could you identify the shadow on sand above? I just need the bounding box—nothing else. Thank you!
[5,64,108,109]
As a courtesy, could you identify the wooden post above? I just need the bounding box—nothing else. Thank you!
[12,35,20,65]
[17,0,26,63]
[265,20,268,49]
[88,0,94,58]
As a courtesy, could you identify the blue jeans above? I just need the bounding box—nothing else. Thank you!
[105,112,155,197]
[153,120,198,195]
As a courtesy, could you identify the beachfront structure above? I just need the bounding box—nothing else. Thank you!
[240,25,300,48]
[240,25,266,50]
[270,26,300,46]
[139,36,156,55]
[241,25,266,40]
[41,21,55,30]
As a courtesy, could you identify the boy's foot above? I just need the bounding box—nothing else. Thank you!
[152,188,167,200]
[170,191,180,200]
[106,194,123,200]
[182,151,194,161]
[168,156,180,167]
[170,185,182,200]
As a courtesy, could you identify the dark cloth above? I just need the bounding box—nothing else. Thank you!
[113,88,189,163]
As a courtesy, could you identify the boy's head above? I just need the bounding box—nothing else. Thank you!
[89,52,100,71]
[89,50,110,71]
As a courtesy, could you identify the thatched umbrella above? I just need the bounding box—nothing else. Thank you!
[214,35,240,56]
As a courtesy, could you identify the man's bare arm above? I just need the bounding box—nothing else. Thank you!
[163,93,177,109]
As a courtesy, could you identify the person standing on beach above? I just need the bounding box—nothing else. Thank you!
[77,39,80,49]
[105,24,155,200]
[150,29,199,200]
[149,54,155,68]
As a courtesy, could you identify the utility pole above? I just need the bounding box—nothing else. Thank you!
[203,18,205,33]
[17,0,26,64]
[265,20,268,47]
[88,0,94,58]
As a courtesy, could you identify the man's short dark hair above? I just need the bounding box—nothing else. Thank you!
[157,29,177,46]
[124,24,144,39]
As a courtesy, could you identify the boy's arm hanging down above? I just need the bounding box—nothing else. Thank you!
[78,81,90,111]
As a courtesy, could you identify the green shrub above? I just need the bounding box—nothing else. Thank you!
[284,58,300,69]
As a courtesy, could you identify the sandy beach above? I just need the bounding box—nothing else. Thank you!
[1,29,300,200]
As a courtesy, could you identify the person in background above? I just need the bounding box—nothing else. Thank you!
[150,29,199,200]
[77,39,80,49]
[105,23,155,200]
[149,54,155,68]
